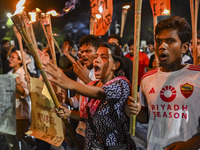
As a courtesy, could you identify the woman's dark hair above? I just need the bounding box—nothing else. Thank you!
[99,43,124,73]
[155,16,192,44]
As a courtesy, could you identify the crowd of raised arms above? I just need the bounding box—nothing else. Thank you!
[0,16,200,150]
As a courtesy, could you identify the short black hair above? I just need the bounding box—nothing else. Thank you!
[107,34,122,46]
[155,16,192,44]
[128,39,134,47]
[63,39,74,48]
[1,39,9,45]
[147,40,154,45]
[79,35,103,51]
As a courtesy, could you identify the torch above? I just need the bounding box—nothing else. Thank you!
[120,5,130,38]
[130,0,143,136]
[11,5,81,150]
[190,0,200,65]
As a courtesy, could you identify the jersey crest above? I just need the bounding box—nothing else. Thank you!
[180,83,194,98]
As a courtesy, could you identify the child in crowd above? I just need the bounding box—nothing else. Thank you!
[44,43,137,149]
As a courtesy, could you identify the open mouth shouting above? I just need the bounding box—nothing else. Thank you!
[159,52,168,61]
[94,65,101,76]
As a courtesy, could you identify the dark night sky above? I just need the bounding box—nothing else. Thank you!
[0,0,198,44]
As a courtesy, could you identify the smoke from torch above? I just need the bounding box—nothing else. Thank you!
[46,0,78,17]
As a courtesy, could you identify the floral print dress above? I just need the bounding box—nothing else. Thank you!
[80,76,136,150]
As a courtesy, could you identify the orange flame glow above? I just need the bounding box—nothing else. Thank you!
[63,5,74,13]
[36,8,42,13]
[122,5,130,10]
[29,12,36,22]
[46,10,59,16]
[95,14,101,19]
[13,0,26,15]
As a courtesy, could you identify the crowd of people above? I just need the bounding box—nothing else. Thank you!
[0,16,199,150]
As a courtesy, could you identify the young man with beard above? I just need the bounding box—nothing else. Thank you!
[126,16,200,150]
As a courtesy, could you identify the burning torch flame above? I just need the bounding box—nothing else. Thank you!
[29,12,36,22]
[36,8,42,13]
[162,9,170,15]
[122,5,130,10]
[95,14,101,19]
[13,0,26,15]
[46,10,59,16]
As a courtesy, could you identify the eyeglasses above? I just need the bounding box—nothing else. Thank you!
[7,56,19,60]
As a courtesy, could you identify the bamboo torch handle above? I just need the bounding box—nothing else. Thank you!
[52,36,63,55]
[130,0,143,136]
[190,0,197,65]
[13,25,31,91]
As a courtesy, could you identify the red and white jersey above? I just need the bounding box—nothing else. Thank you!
[140,64,200,150]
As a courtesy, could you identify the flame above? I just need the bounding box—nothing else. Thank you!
[122,5,130,10]
[13,0,26,15]
[63,5,74,13]
[36,8,42,13]
[46,10,59,16]
[29,12,36,22]
[95,14,101,19]
[162,9,170,15]
[53,33,58,36]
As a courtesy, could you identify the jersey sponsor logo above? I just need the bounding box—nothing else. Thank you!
[180,83,193,98]
[149,87,155,94]
[160,86,176,102]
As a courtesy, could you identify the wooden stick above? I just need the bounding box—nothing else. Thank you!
[52,36,63,55]
[45,15,57,65]
[130,0,143,136]
[29,23,38,50]
[11,14,82,150]
[190,0,199,65]
[153,15,159,67]
[13,25,31,90]
[90,16,95,35]
[120,9,128,38]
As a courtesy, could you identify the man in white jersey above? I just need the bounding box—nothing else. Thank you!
[126,16,200,150]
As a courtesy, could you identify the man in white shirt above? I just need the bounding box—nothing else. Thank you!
[126,16,200,150]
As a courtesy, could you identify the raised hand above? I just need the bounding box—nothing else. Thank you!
[73,61,91,84]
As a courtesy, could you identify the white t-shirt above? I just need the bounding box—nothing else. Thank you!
[140,64,200,150]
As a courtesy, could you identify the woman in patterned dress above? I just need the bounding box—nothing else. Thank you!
[44,43,138,150]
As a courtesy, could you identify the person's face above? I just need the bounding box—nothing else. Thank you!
[190,38,200,58]
[148,44,154,53]
[3,42,10,50]
[62,41,72,54]
[155,28,188,70]
[80,44,96,69]
[108,38,120,46]
[9,52,22,68]
[93,47,114,81]
[129,44,134,56]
